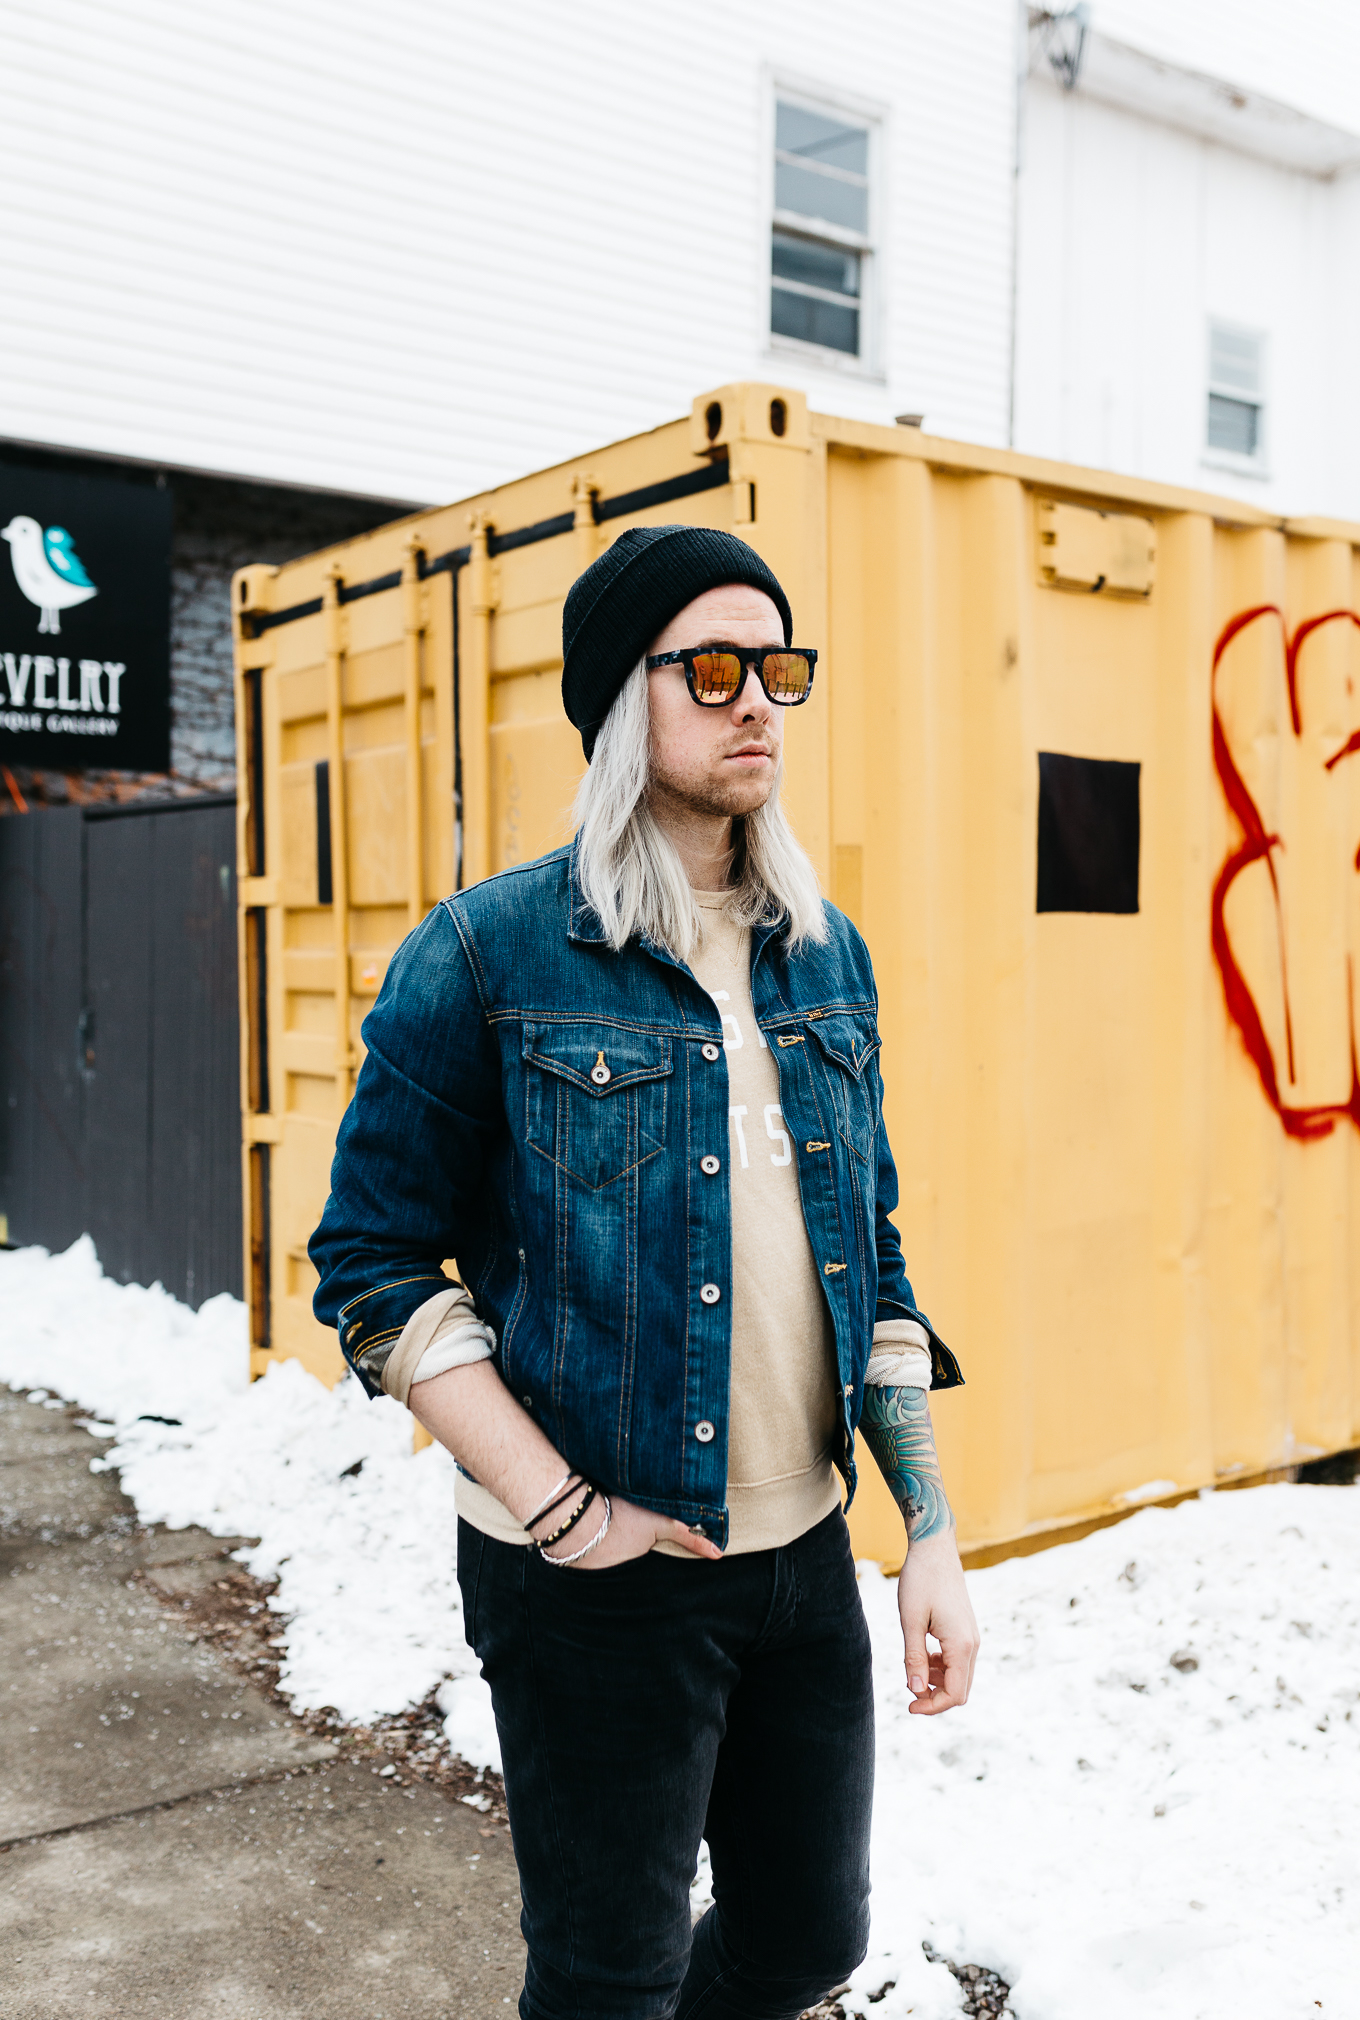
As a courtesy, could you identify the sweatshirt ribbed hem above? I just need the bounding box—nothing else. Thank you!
[454,1456,842,1558]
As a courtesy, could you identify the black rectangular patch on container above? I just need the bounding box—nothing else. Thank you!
[1037,752,1140,914]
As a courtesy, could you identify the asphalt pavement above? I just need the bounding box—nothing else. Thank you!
[0,1387,525,2018]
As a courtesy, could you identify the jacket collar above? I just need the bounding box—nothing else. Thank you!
[565,834,786,976]
[566,835,609,946]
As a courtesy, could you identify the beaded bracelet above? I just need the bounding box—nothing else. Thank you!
[539,1494,612,1567]
[532,1482,597,1552]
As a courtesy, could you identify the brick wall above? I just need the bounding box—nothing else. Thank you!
[167,473,399,791]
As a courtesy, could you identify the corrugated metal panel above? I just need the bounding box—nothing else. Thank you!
[83,814,157,1279]
[0,799,241,1306]
[236,381,1360,1559]
[82,801,242,1301]
[0,807,86,1249]
[143,802,243,1306]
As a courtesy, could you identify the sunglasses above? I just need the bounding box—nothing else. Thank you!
[645,644,818,708]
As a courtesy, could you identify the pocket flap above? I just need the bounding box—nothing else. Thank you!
[805,1014,881,1079]
[522,1023,673,1098]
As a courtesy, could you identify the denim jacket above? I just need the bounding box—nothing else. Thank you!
[310,842,961,1546]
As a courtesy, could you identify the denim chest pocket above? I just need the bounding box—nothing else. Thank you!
[806,1015,881,1161]
[523,1023,673,1189]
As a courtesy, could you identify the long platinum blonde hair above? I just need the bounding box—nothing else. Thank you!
[573,660,828,961]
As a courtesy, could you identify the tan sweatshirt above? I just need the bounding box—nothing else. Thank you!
[682,895,843,1549]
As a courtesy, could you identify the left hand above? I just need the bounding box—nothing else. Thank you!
[547,1491,721,1569]
[897,1528,979,1714]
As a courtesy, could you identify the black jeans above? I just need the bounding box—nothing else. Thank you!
[457,1507,875,2020]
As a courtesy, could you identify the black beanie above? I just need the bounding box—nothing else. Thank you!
[561,524,793,759]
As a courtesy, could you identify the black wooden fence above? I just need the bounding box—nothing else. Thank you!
[0,797,241,1306]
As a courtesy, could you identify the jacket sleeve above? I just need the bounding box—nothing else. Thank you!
[870,1031,965,1393]
[309,901,504,1398]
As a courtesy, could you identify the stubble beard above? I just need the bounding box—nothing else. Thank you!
[648,752,778,825]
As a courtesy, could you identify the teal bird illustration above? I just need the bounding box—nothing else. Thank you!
[43,525,95,589]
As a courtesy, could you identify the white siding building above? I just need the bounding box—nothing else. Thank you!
[6,2,1359,514]
[3,0,1360,796]
[0,0,1017,508]
[1015,3,1360,517]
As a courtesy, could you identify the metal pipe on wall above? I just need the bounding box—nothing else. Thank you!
[402,538,426,933]
[323,566,355,1107]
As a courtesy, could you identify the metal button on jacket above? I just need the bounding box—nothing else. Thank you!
[590,1052,612,1086]
[694,1420,716,1443]
[700,1154,720,1176]
[701,1041,721,1062]
[699,1282,721,1304]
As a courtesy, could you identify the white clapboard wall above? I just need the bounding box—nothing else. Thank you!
[0,0,1016,505]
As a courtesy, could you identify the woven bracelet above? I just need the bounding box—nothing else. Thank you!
[539,1494,613,1567]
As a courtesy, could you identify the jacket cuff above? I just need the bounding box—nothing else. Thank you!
[874,1298,964,1390]
[338,1274,455,1397]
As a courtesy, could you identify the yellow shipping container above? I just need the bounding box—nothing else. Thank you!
[233,382,1360,1564]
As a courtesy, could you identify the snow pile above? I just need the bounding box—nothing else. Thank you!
[4,1238,1358,2019]
[0,1237,486,1744]
[0,1235,245,1428]
[850,1484,1360,2020]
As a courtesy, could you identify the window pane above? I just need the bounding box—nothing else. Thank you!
[775,159,868,233]
[1209,324,1261,396]
[771,231,860,298]
[1207,392,1260,457]
[776,101,868,178]
[771,283,860,356]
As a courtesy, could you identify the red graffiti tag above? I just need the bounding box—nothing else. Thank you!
[1211,605,1360,1139]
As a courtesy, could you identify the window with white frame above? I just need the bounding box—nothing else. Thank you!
[771,97,872,361]
[1207,323,1265,462]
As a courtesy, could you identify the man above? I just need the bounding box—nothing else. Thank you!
[311,524,979,2020]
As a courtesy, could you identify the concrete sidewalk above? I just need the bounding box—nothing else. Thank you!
[0,1388,525,2018]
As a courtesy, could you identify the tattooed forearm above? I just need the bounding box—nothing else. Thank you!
[860,1385,954,1544]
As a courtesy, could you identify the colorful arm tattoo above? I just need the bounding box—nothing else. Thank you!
[859,1384,954,1543]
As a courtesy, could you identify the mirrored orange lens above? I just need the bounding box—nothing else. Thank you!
[691,652,743,701]
[762,653,811,700]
